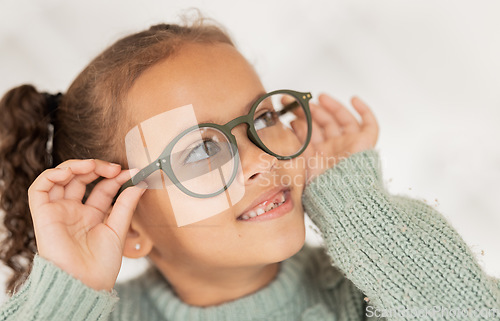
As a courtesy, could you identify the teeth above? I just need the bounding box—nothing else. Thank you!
[239,191,287,221]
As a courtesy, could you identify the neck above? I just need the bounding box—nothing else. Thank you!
[150,254,281,307]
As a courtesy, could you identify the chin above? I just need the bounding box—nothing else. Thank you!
[281,219,306,261]
[262,208,307,264]
[271,188,307,262]
[237,185,307,265]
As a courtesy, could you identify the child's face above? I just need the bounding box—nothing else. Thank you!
[124,42,306,271]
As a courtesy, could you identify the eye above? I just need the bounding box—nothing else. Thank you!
[254,110,278,130]
[184,140,222,164]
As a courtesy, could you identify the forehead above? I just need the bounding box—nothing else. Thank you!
[125,42,265,127]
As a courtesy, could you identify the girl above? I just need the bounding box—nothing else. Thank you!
[0,17,499,321]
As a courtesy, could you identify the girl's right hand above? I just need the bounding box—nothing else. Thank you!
[292,94,379,183]
[28,159,147,292]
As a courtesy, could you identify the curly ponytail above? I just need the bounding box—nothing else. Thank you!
[0,15,234,295]
[0,85,54,293]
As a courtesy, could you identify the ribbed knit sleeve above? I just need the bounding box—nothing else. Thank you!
[0,254,119,321]
[302,149,500,320]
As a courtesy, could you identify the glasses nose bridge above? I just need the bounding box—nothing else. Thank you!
[223,114,260,150]
[224,114,252,133]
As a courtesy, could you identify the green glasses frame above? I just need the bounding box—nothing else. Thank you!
[114,89,313,200]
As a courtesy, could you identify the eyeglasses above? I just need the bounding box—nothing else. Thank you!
[114,89,313,200]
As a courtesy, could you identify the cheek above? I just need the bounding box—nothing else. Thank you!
[134,166,306,267]
[136,191,241,262]
[134,192,179,256]
[274,157,307,190]
[136,191,177,227]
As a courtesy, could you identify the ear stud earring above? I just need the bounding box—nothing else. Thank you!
[135,243,141,250]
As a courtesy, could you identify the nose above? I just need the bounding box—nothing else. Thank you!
[230,126,278,186]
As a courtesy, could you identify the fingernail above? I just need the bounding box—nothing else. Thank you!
[109,162,121,168]
[129,168,141,176]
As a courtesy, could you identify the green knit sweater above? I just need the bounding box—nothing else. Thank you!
[1,149,499,320]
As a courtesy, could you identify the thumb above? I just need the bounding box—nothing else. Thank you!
[105,182,147,249]
[291,119,308,144]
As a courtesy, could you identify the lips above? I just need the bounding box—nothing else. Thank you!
[237,186,290,220]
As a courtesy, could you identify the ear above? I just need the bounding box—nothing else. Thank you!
[122,216,154,259]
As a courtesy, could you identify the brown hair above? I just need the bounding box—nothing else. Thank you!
[0,16,234,295]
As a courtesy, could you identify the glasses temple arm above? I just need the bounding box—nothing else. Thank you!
[277,101,300,116]
[112,161,159,204]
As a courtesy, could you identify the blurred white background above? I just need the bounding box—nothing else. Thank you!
[1,0,499,302]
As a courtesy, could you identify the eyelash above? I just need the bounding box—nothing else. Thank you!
[183,139,215,164]
[255,108,273,118]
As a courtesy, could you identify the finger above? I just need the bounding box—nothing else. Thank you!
[49,159,95,202]
[292,105,306,119]
[105,182,147,249]
[52,159,95,200]
[85,169,140,213]
[280,95,306,119]
[351,96,380,143]
[291,119,308,144]
[49,159,98,201]
[64,160,122,201]
[56,159,96,173]
[309,102,342,137]
[307,103,332,144]
[310,117,325,145]
[318,94,361,134]
[28,167,73,209]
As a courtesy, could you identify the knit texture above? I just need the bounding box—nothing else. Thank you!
[0,252,118,320]
[1,148,499,320]
[302,148,500,320]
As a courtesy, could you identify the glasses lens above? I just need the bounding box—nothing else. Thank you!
[253,93,308,157]
[170,127,237,196]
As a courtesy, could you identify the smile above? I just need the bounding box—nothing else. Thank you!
[237,188,293,221]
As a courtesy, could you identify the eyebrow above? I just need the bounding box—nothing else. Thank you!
[198,91,267,124]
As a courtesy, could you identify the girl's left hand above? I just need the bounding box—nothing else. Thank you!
[291,94,379,183]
